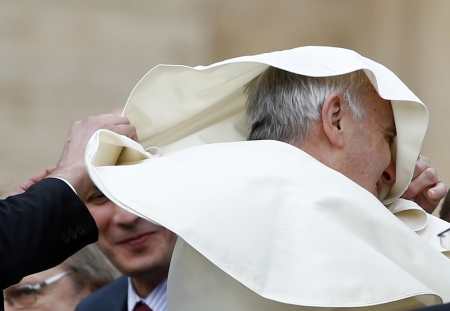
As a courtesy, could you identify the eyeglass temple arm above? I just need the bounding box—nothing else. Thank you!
[30,269,74,290]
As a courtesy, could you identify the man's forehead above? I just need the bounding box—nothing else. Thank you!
[386,100,396,133]
[367,92,395,123]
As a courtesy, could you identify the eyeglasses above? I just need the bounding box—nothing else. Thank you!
[4,270,74,309]
[438,228,450,249]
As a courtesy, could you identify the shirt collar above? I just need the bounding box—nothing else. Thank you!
[127,277,167,311]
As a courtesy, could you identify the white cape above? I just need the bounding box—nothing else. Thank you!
[121,46,428,205]
[86,137,450,309]
[86,46,450,309]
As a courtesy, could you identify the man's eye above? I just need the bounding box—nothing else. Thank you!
[9,287,34,298]
[386,134,395,144]
[18,288,34,297]
[86,192,108,205]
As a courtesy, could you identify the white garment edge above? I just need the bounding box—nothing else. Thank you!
[85,133,450,308]
[87,47,443,309]
[122,46,428,205]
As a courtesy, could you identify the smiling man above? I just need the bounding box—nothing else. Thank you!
[85,47,450,310]
[75,189,177,311]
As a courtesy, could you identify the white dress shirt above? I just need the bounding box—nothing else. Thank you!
[127,278,167,311]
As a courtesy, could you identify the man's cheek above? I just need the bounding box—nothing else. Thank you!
[87,206,111,229]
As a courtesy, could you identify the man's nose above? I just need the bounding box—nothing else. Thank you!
[382,159,396,185]
[112,204,140,225]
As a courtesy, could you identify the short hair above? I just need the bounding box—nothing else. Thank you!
[63,243,120,294]
[245,67,374,145]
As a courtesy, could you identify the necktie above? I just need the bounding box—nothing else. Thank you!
[133,301,152,311]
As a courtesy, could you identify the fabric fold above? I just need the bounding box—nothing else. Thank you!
[122,46,428,205]
[86,134,450,309]
[86,46,450,310]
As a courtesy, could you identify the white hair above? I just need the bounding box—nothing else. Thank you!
[245,67,373,145]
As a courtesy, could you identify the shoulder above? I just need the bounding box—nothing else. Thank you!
[76,276,128,311]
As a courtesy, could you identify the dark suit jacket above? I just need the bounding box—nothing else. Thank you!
[0,178,97,291]
[76,275,128,311]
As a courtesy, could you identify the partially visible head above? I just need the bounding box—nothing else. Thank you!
[85,187,177,282]
[440,191,450,222]
[245,67,396,196]
[246,67,370,145]
[4,244,118,311]
[63,244,120,294]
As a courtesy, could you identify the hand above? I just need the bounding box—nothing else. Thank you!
[401,155,447,213]
[10,166,56,196]
[49,114,137,201]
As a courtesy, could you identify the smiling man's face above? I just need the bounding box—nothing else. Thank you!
[85,188,177,280]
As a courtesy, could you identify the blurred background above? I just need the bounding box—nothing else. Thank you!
[1,0,449,212]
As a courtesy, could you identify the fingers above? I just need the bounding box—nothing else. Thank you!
[10,166,56,196]
[50,113,136,201]
[402,166,440,200]
[75,114,137,141]
[401,154,447,213]
[103,114,138,140]
[427,181,448,204]
[101,114,137,140]
[411,154,432,180]
[115,123,138,141]
[108,107,124,116]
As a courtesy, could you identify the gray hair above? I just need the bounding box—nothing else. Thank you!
[63,243,120,294]
[245,67,374,145]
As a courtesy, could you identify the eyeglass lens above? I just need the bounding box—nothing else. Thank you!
[4,285,36,308]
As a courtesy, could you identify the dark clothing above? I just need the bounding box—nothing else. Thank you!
[76,276,128,311]
[0,178,98,310]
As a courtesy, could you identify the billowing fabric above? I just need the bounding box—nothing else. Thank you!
[122,46,428,205]
[86,137,450,309]
[85,46,449,309]
[387,199,450,256]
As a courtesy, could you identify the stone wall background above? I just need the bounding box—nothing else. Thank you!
[1,1,449,212]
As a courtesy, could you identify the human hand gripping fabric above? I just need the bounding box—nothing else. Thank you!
[401,155,447,213]
[47,114,138,201]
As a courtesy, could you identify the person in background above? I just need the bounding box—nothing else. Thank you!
[8,108,174,311]
[71,108,177,311]
[0,114,137,311]
[74,186,177,311]
[439,190,450,222]
[4,244,120,311]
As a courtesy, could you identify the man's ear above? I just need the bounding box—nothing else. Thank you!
[321,93,345,148]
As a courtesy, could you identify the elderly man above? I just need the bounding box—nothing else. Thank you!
[86,47,450,310]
